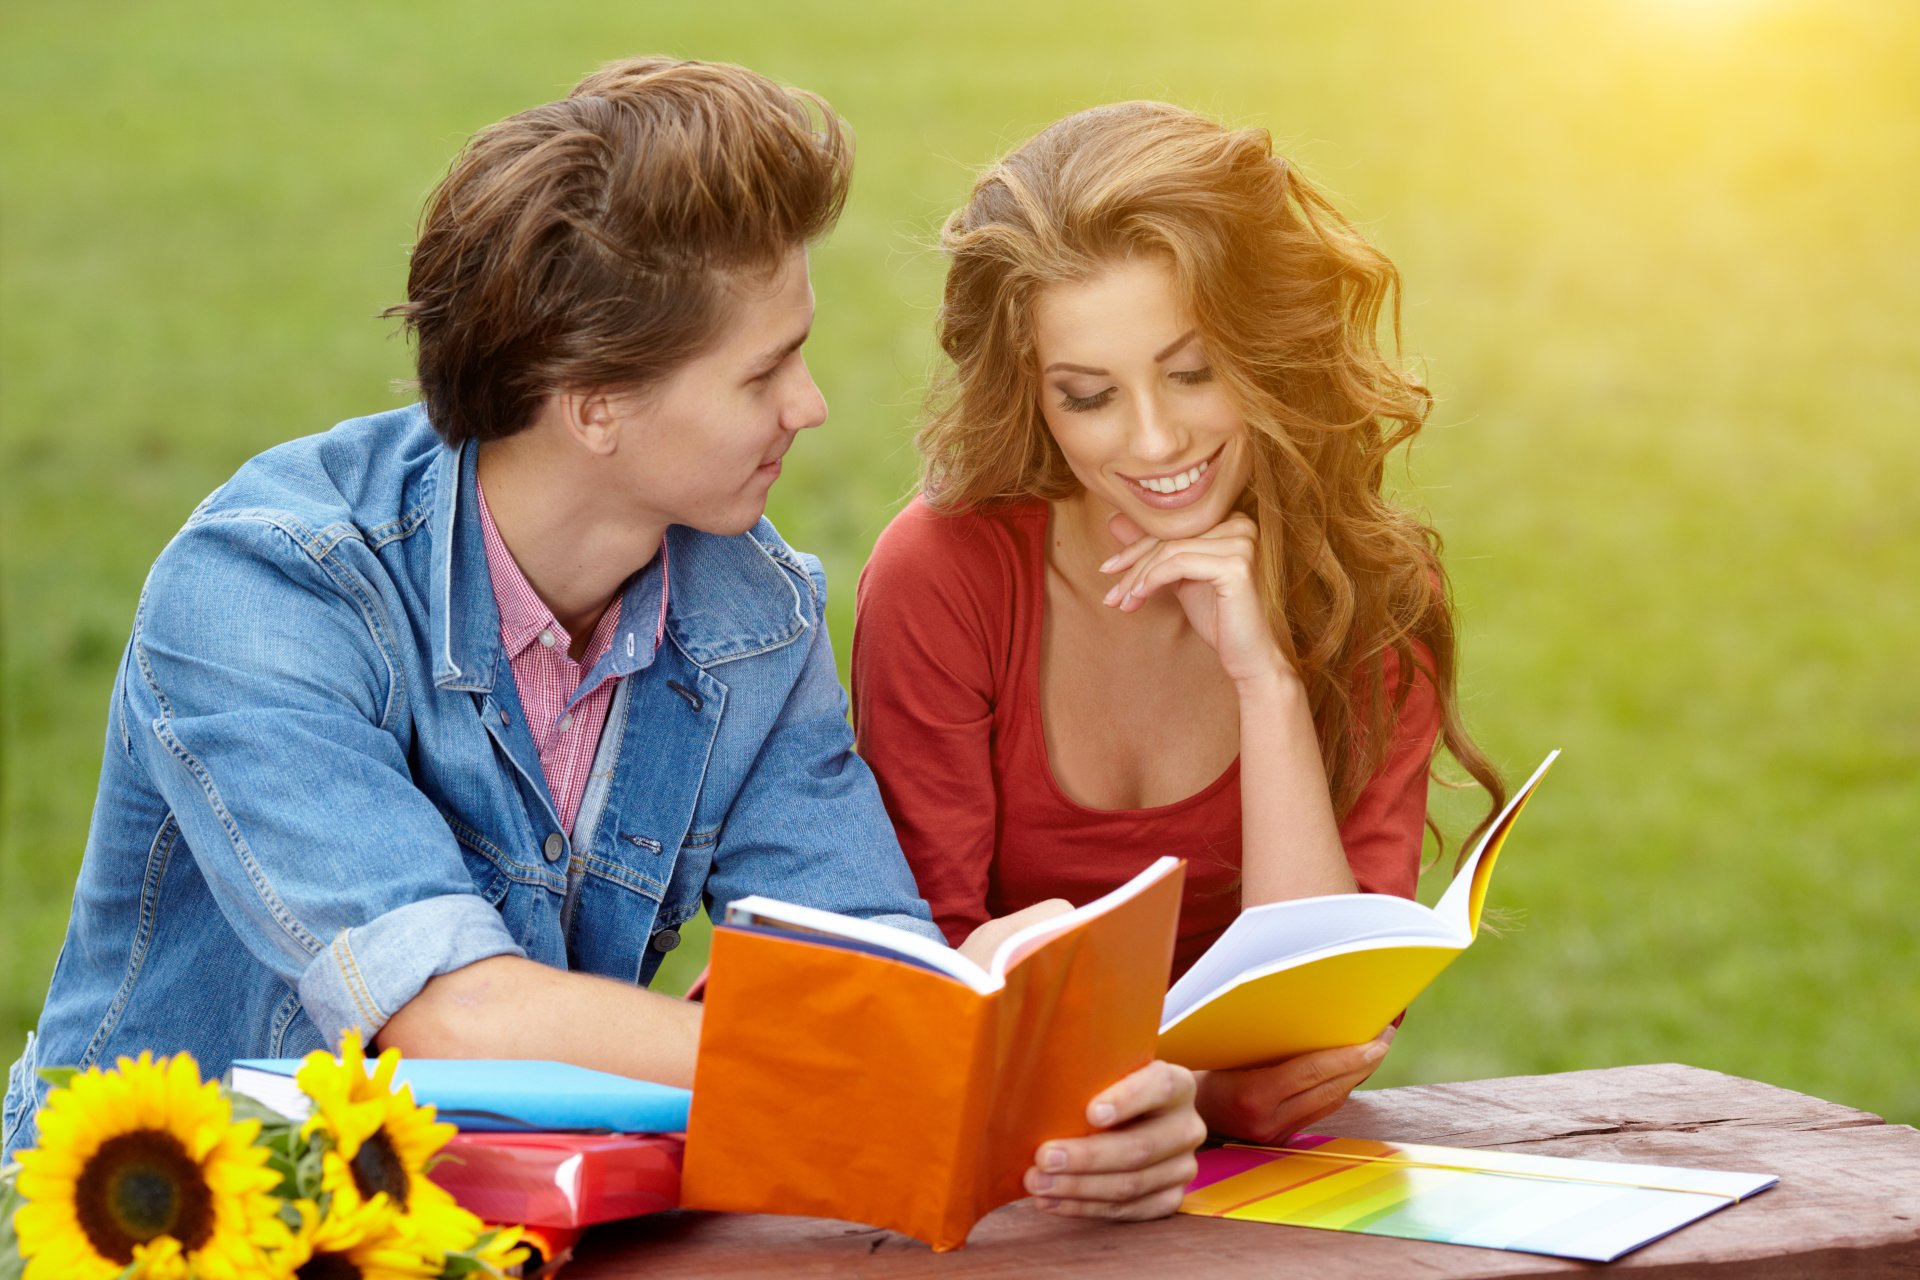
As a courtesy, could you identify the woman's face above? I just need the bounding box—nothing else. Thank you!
[1031,255,1252,541]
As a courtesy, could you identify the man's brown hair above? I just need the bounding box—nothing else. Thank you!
[388,57,852,446]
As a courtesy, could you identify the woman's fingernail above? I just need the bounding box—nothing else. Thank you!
[1099,554,1120,572]
[1102,586,1119,606]
[1090,1102,1117,1126]
[1364,1041,1389,1063]
[1030,1171,1055,1192]
[1035,1198,1058,1211]
[1041,1145,1068,1172]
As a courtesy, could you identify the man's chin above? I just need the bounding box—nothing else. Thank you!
[679,502,769,538]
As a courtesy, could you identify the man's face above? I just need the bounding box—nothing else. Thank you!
[610,248,825,536]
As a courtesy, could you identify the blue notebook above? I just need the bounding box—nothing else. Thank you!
[229,1058,691,1133]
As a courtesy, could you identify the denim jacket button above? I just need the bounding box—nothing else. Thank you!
[542,832,565,862]
[650,929,681,954]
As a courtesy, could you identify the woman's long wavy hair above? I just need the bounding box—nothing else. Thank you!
[919,101,1504,855]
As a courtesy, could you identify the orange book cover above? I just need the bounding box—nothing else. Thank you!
[681,857,1184,1250]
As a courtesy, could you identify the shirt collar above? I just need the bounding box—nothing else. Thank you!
[470,455,671,704]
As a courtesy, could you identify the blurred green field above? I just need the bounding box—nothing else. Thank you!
[3,0,1915,1123]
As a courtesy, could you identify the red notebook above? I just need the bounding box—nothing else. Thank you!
[429,1131,683,1229]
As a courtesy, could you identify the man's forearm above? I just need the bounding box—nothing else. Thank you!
[376,954,702,1087]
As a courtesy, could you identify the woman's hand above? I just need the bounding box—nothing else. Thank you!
[1023,1060,1207,1220]
[1099,511,1288,688]
[1194,1025,1395,1145]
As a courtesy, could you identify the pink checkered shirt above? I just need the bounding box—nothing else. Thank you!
[475,482,668,834]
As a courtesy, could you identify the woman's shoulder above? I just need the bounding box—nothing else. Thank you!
[864,493,1047,593]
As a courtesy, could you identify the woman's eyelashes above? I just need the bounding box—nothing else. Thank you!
[1058,387,1116,413]
[1054,366,1214,413]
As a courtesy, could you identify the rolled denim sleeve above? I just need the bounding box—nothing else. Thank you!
[703,555,944,944]
[126,514,524,1048]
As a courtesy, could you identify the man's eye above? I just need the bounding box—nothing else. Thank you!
[1058,388,1115,413]
[1170,367,1214,386]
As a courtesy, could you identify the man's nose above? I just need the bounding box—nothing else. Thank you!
[784,360,828,433]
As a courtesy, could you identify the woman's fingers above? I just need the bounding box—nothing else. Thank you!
[1112,548,1253,610]
[1099,512,1257,591]
[1098,533,1159,579]
[1195,1038,1391,1144]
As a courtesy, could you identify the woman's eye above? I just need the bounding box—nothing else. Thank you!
[1058,388,1115,413]
[1170,367,1214,386]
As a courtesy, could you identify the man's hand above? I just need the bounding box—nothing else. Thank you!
[1195,1025,1395,1144]
[1022,1061,1206,1220]
[956,899,1073,969]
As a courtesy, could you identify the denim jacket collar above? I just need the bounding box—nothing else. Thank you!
[427,437,810,692]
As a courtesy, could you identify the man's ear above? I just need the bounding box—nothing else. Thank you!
[560,390,624,457]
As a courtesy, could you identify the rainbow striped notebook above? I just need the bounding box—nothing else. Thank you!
[1180,1136,1777,1262]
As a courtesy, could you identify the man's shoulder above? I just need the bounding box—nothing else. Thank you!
[661,517,827,667]
[186,404,445,555]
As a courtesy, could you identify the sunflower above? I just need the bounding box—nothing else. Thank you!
[294,1034,489,1262]
[272,1195,442,1280]
[12,1050,283,1280]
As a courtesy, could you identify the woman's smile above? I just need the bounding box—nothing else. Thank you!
[1119,444,1224,508]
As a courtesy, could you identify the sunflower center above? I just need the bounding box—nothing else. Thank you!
[297,1253,364,1280]
[72,1129,214,1262]
[350,1129,410,1212]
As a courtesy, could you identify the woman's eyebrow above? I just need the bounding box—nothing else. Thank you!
[1042,329,1200,376]
[1153,329,1199,362]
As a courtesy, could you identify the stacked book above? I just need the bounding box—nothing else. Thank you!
[230,1058,691,1271]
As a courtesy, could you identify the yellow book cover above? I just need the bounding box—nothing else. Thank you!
[1157,751,1558,1070]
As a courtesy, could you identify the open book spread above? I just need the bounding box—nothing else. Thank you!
[721,854,1179,994]
[683,857,1185,1251]
[1158,751,1559,1070]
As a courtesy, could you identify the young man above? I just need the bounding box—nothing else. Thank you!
[2,58,1202,1219]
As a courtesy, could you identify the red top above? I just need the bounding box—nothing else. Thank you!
[852,496,1440,980]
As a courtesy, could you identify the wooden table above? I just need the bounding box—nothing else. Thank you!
[565,1064,1920,1277]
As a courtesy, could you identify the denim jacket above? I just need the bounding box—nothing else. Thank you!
[3,405,937,1157]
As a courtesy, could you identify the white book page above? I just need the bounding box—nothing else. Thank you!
[227,1064,311,1121]
[1432,750,1561,931]
[988,856,1182,979]
[1162,932,1465,1030]
[722,895,996,992]
[1162,893,1456,1023]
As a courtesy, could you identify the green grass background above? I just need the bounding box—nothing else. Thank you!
[3,0,1915,1123]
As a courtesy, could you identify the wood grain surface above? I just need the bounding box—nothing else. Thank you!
[562,1064,1920,1278]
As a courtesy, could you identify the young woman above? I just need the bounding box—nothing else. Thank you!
[852,101,1505,1144]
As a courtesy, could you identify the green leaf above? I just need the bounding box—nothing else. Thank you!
[33,1067,78,1092]
[226,1091,300,1131]
[0,1166,26,1280]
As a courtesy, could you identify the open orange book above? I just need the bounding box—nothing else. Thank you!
[681,856,1185,1251]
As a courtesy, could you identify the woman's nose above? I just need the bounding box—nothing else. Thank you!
[1127,389,1185,462]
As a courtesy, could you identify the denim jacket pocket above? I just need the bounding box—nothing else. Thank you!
[438,813,521,908]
